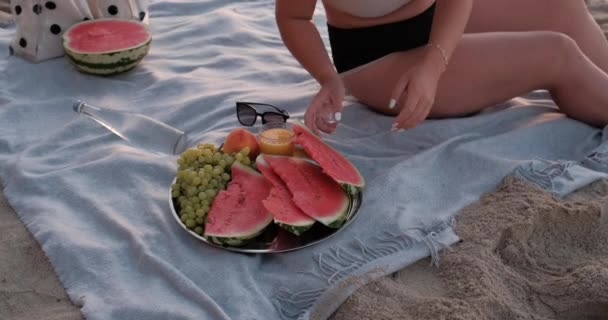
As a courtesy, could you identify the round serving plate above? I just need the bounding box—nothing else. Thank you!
[169,178,363,253]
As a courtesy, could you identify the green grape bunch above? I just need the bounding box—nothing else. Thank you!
[171,143,254,235]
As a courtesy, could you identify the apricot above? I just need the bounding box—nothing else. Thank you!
[223,128,260,160]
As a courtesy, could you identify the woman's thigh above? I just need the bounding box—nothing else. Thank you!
[466,0,586,32]
[342,31,568,117]
[465,0,608,71]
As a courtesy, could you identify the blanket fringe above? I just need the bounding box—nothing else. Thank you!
[274,217,455,320]
[512,159,575,193]
[582,151,608,173]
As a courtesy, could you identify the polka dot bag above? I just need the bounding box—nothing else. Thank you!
[9,0,148,63]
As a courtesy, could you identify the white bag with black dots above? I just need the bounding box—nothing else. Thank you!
[9,0,93,62]
[87,0,149,24]
[9,0,149,63]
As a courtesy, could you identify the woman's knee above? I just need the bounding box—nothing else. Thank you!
[535,31,581,70]
[543,31,577,48]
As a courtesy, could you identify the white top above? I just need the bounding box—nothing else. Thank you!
[323,0,414,18]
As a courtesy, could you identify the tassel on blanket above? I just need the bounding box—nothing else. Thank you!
[512,160,575,193]
[274,216,456,320]
[582,151,608,173]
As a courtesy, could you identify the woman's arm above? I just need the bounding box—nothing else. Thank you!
[391,0,474,129]
[275,0,344,135]
[423,0,474,74]
[275,0,339,84]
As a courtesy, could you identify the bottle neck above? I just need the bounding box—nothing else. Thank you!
[73,100,100,114]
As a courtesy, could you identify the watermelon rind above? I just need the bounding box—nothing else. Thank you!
[314,194,350,229]
[291,120,365,194]
[63,19,151,76]
[276,221,313,236]
[205,229,267,247]
[264,155,351,229]
[256,155,316,236]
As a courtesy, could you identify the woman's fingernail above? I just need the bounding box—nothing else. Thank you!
[326,113,336,123]
[388,99,396,109]
[335,112,342,121]
[391,124,398,132]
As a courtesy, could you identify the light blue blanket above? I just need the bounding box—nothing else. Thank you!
[2,1,608,319]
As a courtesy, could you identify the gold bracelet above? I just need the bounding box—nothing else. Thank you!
[427,42,449,68]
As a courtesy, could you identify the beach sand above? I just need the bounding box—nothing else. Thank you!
[0,190,83,320]
[332,177,608,320]
[2,1,608,319]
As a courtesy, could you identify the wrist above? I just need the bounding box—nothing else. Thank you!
[317,69,341,86]
[423,43,449,75]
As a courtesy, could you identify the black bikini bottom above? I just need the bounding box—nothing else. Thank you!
[327,3,436,74]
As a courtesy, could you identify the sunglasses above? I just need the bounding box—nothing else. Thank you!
[236,102,290,126]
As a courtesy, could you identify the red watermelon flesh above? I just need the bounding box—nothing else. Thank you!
[292,120,364,194]
[264,155,350,229]
[203,162,273,246]
[256,155,315,236]
[64,19,150,53]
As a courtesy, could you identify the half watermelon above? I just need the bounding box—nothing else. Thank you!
[63,19,151,76]
[256,155,316,236]
[292,120,365,194]
[203,162,273,246]
[264,155,350,229]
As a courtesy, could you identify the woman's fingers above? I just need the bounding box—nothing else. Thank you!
[393,91,420,130]
[389,75,410,110]
[317,101,339,133]
[404,99,430,129]
[304,104,321,135]
[395,97,431,130]
[305,100,338,135]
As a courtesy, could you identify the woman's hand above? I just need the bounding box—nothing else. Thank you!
[305,75,345,135]
[390,49,445,131]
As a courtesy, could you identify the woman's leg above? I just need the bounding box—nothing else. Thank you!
[342,31,608,126]
[466,0,608,72]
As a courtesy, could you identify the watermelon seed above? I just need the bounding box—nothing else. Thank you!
[32,4,41,15]
[83,17,90,21]
[19,38,26,48]
[107,5,118,15]
[14,5,21,15]
[50,24,61,35]
[45,2,56,10]
[8,46,13,55]
[139,11,146,21]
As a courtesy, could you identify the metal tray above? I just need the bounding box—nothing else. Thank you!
[169,178,362,253]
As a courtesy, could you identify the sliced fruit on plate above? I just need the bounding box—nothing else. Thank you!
[256,155,316,236]
[292,120,365,194]
[204,162,273,246]
[264,155,350,229]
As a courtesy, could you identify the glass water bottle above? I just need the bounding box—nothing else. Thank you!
[73,100,188,155]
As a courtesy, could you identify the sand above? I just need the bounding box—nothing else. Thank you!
[0,189,83,320]
[332,177,608,320]
[2,1,608,320]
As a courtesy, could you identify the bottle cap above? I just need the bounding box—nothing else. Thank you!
[73,100,85,113]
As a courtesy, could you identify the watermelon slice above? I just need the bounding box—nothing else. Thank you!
[264,155,350,229]
[256,155,316,236]
[204,162,273,246]
[63,19,151,76]
[292,120,365,194]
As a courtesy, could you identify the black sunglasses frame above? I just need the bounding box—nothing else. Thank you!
[235,102,290,126]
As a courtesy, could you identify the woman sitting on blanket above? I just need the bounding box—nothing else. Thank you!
[275,0,608,135]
